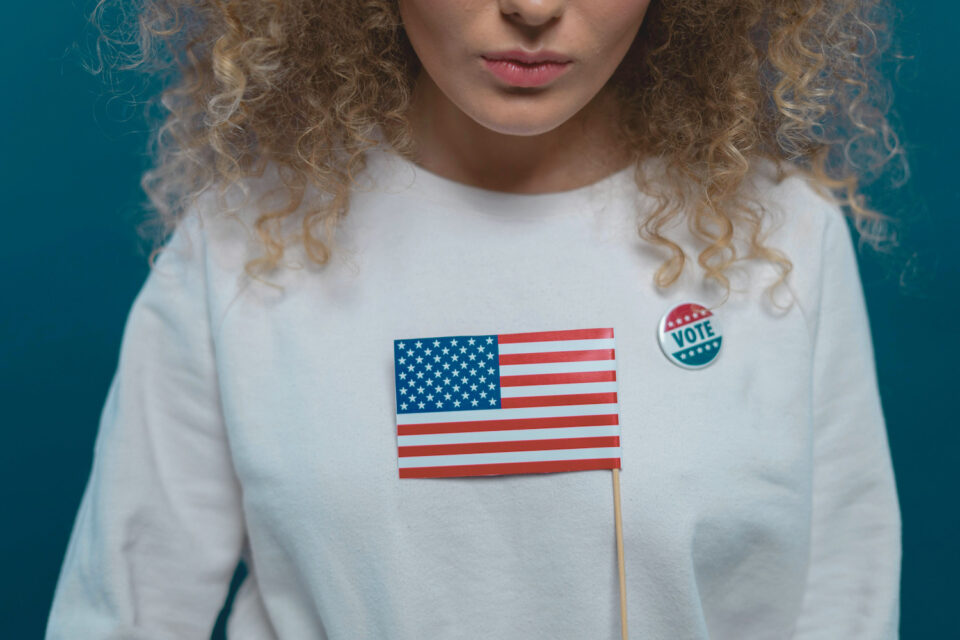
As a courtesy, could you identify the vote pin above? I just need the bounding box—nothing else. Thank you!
[657,302,723,369]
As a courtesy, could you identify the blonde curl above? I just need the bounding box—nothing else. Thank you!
[89,0,908,294]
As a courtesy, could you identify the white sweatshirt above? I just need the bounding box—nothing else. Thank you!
[46,145,901,639]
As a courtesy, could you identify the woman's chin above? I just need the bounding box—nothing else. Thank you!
[463,102,582,137]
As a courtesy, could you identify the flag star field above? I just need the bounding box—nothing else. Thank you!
[395,335,502,413]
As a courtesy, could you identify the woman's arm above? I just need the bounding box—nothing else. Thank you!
[792,209,902,638]
[46,214,246,638]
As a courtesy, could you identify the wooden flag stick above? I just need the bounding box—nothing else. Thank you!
[612,468,628,640]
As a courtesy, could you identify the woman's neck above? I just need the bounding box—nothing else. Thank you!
[405,69,632,194]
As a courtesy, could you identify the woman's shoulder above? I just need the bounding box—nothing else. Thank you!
[740,156,864,322]
[745,156,850,248]
[146,165,301,320]
[165,162,303,267]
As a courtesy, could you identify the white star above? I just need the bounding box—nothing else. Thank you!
[399,372,406,380]
[454,400,461,407]
[418,402,425,409]
[470,383,478,391]
[435,401,443,408]
[397,342,406,350]
[468,337,475,345]
[486,353,494,359]
[468,353,476,361]
[697,347,703,353]
[398,356,406,365]
[479,391,487,398]
[425,364,432,371]
[486,337,493,344]
[489,398,496,405]
[426,393,434,401]
[433,340,440,348]
[469,368,477,376]
[471,399,479,406]
[424,348,432,356]
[415,341,422,349]
[451,355,459,361]
[415,355,423,364]
[407,349,413,357]
[400,388,407,395]
[444,393,452,400]
[477,346,485,352]
[460,346,467,353]
[442,347,449,355]
[451,338,458,346]
[680,353,686,359]
[401,402,408,410]
[416,371,424,379]
[417,386,425,394]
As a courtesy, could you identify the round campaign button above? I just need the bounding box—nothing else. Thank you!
[657,302,723,369]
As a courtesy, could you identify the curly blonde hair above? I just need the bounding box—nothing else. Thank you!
[90,0,907,292]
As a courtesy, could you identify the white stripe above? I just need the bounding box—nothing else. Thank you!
[396,402,619,425]
[398,424,621,446]
[497,338,615,355]
[398,447,621,468]
[499,381,618,397]
[499,361,617,376]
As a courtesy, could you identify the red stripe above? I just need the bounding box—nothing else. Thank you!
[497,328,614,343]
[398,413,619,436]
[399,436,620,457]
[499,349,615,365]
[399,458,621,478]
[500,370,617,387]
[501,392,617,409]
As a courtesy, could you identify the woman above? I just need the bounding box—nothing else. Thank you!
[47,0,904,638]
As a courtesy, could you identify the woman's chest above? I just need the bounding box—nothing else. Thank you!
[214,275,814,567]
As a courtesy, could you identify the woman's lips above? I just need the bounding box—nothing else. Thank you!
[481,57,572,88]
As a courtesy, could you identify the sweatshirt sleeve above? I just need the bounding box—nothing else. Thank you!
[791,210,902,639]
[46,215,246,639]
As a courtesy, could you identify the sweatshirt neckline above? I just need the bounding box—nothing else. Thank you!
[363,144,637,220]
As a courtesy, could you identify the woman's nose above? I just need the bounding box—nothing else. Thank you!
[497,0,566,28]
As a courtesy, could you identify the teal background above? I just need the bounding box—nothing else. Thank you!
[2,3,956,638]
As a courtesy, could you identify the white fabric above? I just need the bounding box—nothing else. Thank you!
[46,145,901,639]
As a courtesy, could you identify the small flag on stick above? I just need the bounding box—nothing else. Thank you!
[393,327,620,478]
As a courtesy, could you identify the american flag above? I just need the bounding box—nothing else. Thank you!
[393,327,620,478]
